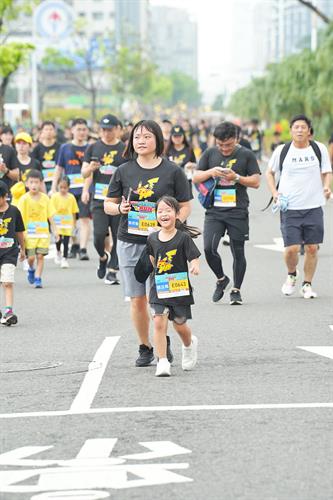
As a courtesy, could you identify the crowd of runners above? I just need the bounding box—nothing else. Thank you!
[0,113,331,376]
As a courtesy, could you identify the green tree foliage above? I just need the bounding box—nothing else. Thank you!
[228,23,333,139]
[168,71,201,107]
[0,0,35,121]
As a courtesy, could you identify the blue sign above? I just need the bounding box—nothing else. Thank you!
[35,0,74,39]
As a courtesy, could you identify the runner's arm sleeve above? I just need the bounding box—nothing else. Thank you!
[107,167,123,198]
[15,207,25,232]
[197,148,210,171]
[318,142,333,173]
[267,145,283,174]
[174,166,193,201]
[184,234,201,261]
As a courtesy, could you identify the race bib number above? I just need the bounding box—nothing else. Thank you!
[214,188,236,208]
[42,168,56,183]
[68,173,84,189]
[128,201,157,236]
[0,237,14,248]
[27,221,49,239]
[54,214,73,230]
[99,164,117,175]
[94,183,108,200]
[155,272,190,299]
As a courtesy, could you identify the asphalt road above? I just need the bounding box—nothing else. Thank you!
[0,172,332,500]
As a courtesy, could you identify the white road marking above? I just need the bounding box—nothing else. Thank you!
[70,337,120,413]
[298,346,333,360]
[121,442,192,460]
[1,402,333,420]
[0,440,192,493]
[329,325,333,332]
[254,237,284,252]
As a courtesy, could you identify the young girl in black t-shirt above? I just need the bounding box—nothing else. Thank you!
[146,195,200,377]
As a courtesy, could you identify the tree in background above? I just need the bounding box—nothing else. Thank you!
[168,71,201,108]
[228,20,333,139]
[0,0,35,122]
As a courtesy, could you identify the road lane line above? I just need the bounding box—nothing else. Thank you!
[1,402,333,419]
[69,337,120,412]
[329,325,333,332]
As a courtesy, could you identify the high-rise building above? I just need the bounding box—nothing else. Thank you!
[150,5,198,80]
[115,0,150,48]
[269,0,333,61]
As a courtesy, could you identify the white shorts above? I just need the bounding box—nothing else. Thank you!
[0,263,16,283]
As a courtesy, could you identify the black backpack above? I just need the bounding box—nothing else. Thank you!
[263,140,322,210]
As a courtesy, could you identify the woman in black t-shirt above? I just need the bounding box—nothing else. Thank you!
[105,120,192,368]
[166,125,197,182]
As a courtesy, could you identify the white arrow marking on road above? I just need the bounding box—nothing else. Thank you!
[121,441,192,460]
[254,237,284,252]
[0,447,55,467]
[298,346,333,360]
[70,337,120,413]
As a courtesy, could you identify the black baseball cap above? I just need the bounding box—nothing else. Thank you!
[171,125,185,136]
[99,114,119,129]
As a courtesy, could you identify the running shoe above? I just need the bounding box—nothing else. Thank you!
[0,311,18,326]
[34,277,43,288]
[281,270,299,296]
[27,267,35,284]
[68,244,80,259]
[54,252,61,265]
[155,358,171,377]
[135,344,154,367]
[300,283,317,299]
[104,271,120,285]
[212,275,230,302]
[166,335,174,363]
[79,248,89,261]
[230,289,243,305]
[60,258,69,269]
[97,254,108,279]
[182,335,198,371]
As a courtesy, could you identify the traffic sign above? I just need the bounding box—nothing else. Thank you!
[34,0,74,39]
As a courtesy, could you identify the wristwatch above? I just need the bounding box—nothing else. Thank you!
[234,174,240,183]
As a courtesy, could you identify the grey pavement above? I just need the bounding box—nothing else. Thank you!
[0,174,332,500]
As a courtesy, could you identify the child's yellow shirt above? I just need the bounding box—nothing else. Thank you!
[17,192,55,249]
[50,192,79,236]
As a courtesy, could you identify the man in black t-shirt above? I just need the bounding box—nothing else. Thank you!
[32,121,61,191]
[193,121,261,305]
[0,139,19,191]
[82,114,126,284]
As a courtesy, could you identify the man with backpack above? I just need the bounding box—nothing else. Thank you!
[192,121,261,305]
[266,114,332,299]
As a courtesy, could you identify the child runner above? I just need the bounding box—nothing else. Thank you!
[146,195,200,377]
[0,181,25,325]
[17,170,58,288]
[51,176,79,268]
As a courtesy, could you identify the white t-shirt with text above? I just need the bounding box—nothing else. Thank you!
[268,141,331,210]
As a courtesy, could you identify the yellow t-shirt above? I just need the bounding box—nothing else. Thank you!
[50,192,79,236]
[17,192,55,249]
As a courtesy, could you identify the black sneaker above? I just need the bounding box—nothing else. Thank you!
[79,248,89,261]
[136,344,154,367]
[97,255,108,279]
[230,289,243,305]
[68,244,80,259]
[212,276,230,302]
[166,335,174,363]
[104,271,120,285]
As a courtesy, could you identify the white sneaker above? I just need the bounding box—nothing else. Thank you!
[60,258,69,269]
[300,283,317,299]
[155,358,171,377]
[281,270,299,295]
[54,252,61,265]
[182,335,198,371]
